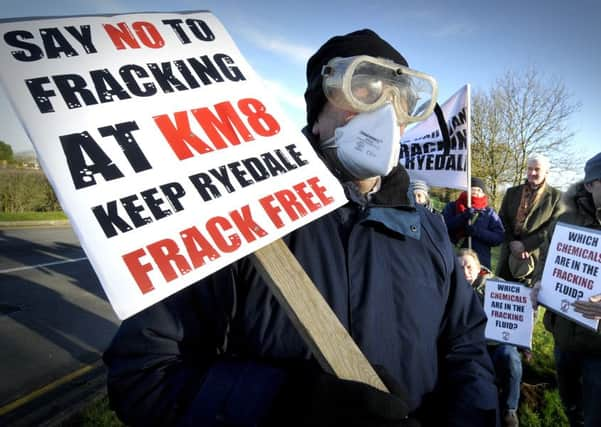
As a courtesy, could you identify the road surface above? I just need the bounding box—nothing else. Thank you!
[0,225,120,419]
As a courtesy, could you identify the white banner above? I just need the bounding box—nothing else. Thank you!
[483,279,534,349]
[538,222,601,331]
[0,11,346,319]
[399,84,469,190]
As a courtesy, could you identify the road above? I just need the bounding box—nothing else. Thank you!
[0,225,120,415]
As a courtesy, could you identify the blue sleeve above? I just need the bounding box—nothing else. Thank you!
[472,208,505,246]
[437,258,500,426]
[442,202,467,236]
[103,264,286,427]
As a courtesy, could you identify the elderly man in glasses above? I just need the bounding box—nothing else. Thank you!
[104,29,498,427]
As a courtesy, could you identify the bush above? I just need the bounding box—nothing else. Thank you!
[0,168,61,213]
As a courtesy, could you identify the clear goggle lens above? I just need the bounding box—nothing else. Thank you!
[321,56,438,123]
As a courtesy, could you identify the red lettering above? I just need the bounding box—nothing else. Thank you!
[259,194,284,228]
[180,226,220,268]
[154,111,213,159]
[307,177,333,206]
[122,248,155,294]
[293,181,321,212]
[147,238,191,282]
[206,216,240,252]
[131,21,164,48]
[275,189,307,221]
[229,205,268,242]
[103,22,141,50]
[191,101,254,150]
[237,98,280,136]
[103,22,164,49]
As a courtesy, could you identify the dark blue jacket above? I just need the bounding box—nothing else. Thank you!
[103,168,498,427]
[442,202,505,269]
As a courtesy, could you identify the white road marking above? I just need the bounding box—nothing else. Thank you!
[0,257,88,274]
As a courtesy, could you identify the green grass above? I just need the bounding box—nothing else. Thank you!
[60,396,123,427]
[0,211,67,221]
[518,307,568,426]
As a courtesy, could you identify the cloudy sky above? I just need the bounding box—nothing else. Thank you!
[1,0,599,181]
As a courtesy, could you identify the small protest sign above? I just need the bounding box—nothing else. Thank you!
[0,11,347,319]
[483,279,534,349]
[538,222,601,331]
[399,85,469,190]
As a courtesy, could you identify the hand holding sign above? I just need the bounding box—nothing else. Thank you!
[573,294,601,320]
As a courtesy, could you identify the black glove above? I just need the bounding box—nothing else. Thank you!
[462,207,475,220]
[265,363,414,427]
[465,224,475,236]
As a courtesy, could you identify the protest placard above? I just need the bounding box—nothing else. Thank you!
[399,84,469,190]
[483,279,534,349]
[0,11,347,320]
[538,222,601,331]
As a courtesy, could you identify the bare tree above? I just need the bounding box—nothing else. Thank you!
[471,68,581,205]
[471,89,513,208]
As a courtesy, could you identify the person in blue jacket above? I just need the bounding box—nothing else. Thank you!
[103,29,498,427]
[443,177,505,269]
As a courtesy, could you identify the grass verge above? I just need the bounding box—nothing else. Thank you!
[0,211,67,221]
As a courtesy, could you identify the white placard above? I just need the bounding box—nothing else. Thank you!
[399,85,469,190]
[483,279,534,349]
[538,222,601,331]
[0,11,346,319]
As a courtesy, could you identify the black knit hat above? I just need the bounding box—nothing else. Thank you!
[584,152,601,184]
[304,29,408,128]
[471,177,487,194]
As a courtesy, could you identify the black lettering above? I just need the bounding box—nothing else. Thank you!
[214,54,246,82]
[26,77,56,113]
[60,131,124,189]
[53,74,98,109]
[64,25,97,54]
[92,201,133,238]
[147,62,188,93]
[121,194,150,227]
[189,172,221,201]
[159,182,186,211]
[260,152,288,176]
[90,69,131,103]
[140,188,171,220]
[41,27,78,59]
[185,19,215,41]
[119,64,157,96]
[162,19,191,44]
[4,30,43,61]
[97,121,151,172]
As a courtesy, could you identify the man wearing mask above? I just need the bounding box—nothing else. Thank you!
[497,154,564,284]
[104,29,498,427]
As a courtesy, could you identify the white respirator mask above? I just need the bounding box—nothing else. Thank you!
[319,103,400,181]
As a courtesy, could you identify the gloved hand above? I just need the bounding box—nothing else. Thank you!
[465,224,474,236]
[461,207,475,220]
[265,363,416,427]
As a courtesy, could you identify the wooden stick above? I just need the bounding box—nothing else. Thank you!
[251,238,387,392]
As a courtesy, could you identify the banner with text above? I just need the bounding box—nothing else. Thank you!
[484,279,534,349]
[0,11,346,319]
[538,222,601,331]
[399,85,469,190]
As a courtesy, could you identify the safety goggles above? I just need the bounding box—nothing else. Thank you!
[321,55,438,124]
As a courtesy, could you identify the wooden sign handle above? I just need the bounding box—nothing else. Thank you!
[251,238,387,392]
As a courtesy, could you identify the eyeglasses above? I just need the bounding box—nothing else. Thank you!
[321,55,438,124]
